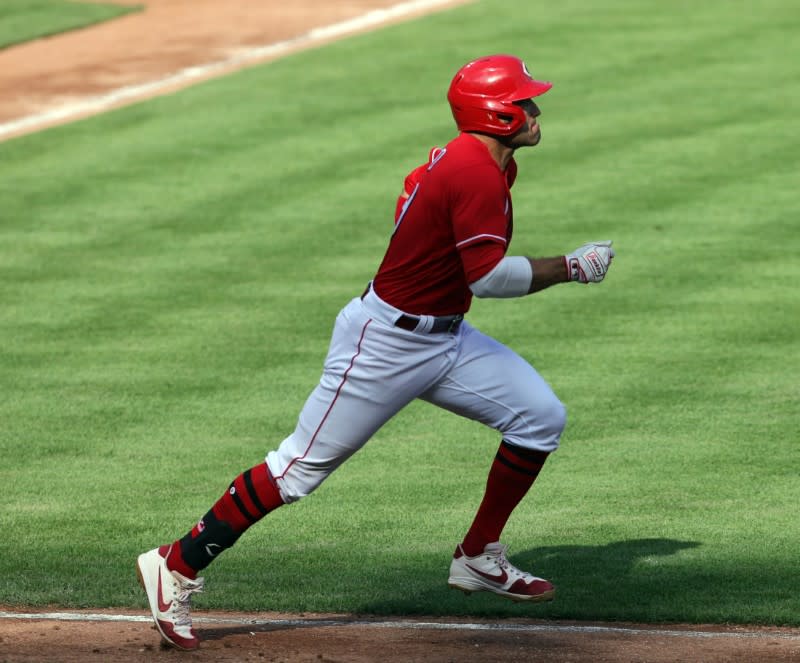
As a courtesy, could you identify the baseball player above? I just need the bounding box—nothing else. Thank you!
[136,54,614,650]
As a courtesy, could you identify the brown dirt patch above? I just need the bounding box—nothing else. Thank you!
[1,2,800,661]
[2,608,800,662]
[0,0,466,139]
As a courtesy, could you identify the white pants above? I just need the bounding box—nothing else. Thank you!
[266,286,566,502]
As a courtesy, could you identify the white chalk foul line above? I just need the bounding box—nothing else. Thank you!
[1,611,799,641]
[0,0,463,140]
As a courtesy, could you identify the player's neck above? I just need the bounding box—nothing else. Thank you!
[470,133,515,171]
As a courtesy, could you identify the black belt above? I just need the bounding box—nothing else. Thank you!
[361,284,463,334]
[394,313,463,334]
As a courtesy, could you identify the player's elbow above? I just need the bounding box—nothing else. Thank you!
[469,280,494,298]
[469,256,533,299]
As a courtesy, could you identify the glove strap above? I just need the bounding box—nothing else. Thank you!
[564,255,581,282]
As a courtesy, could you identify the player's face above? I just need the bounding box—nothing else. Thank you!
[510,99,542,148]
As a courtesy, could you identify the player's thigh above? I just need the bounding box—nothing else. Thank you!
[269,299,458,500]
[268,377,404,501]
[420,324,566,451]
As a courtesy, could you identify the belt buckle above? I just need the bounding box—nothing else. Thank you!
[447,315,463,333]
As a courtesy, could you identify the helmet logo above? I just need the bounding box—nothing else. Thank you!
[521,61,533,80]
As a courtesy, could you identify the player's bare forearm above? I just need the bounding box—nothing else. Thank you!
[527,257,569,293]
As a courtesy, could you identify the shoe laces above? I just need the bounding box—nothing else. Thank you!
[488,544,533,581]
[172,576,204,627]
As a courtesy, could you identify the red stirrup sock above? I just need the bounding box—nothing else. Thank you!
[460,440,549,557]
[166,462,285,578]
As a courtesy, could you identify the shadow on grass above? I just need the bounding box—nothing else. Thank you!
[513,537,703,620]
[357,537,703,621]
[186,536,800,643]
[525,536,701,584]
[189,536,797,632]
[193,539,703,642]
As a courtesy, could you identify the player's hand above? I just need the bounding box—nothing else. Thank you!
[565,241,615,283]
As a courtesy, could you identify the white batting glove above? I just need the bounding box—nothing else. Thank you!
[565,241,615,283]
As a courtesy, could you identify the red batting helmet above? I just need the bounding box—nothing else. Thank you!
[447,55,552,136]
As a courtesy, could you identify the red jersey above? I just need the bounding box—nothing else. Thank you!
[372,133,517,316]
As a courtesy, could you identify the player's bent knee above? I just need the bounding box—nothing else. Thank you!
[505,394,567,453]
[544,398,567,449]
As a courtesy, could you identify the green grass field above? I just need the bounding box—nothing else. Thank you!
[0,0,138,50]
[1,0,798,626]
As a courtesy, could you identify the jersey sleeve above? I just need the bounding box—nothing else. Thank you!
[449,163,510,282]
[450,163,509,248]
[460,241,507,283]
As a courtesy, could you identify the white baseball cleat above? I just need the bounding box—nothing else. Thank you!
[448,542,555,602]
[136,545,205,650]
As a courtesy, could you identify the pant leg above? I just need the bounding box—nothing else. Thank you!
[267,297,460,502]
[420,322,566,453]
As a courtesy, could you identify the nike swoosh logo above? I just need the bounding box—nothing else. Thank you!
[205,543,221,557]
[157,567,172,612]
[465,563,508,585]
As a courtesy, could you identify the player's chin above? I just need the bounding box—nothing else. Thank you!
[509,128,540,148]
[521,132,541,148]
[522,126,541,146]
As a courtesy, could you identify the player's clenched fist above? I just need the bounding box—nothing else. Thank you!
[565,241,615,283]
